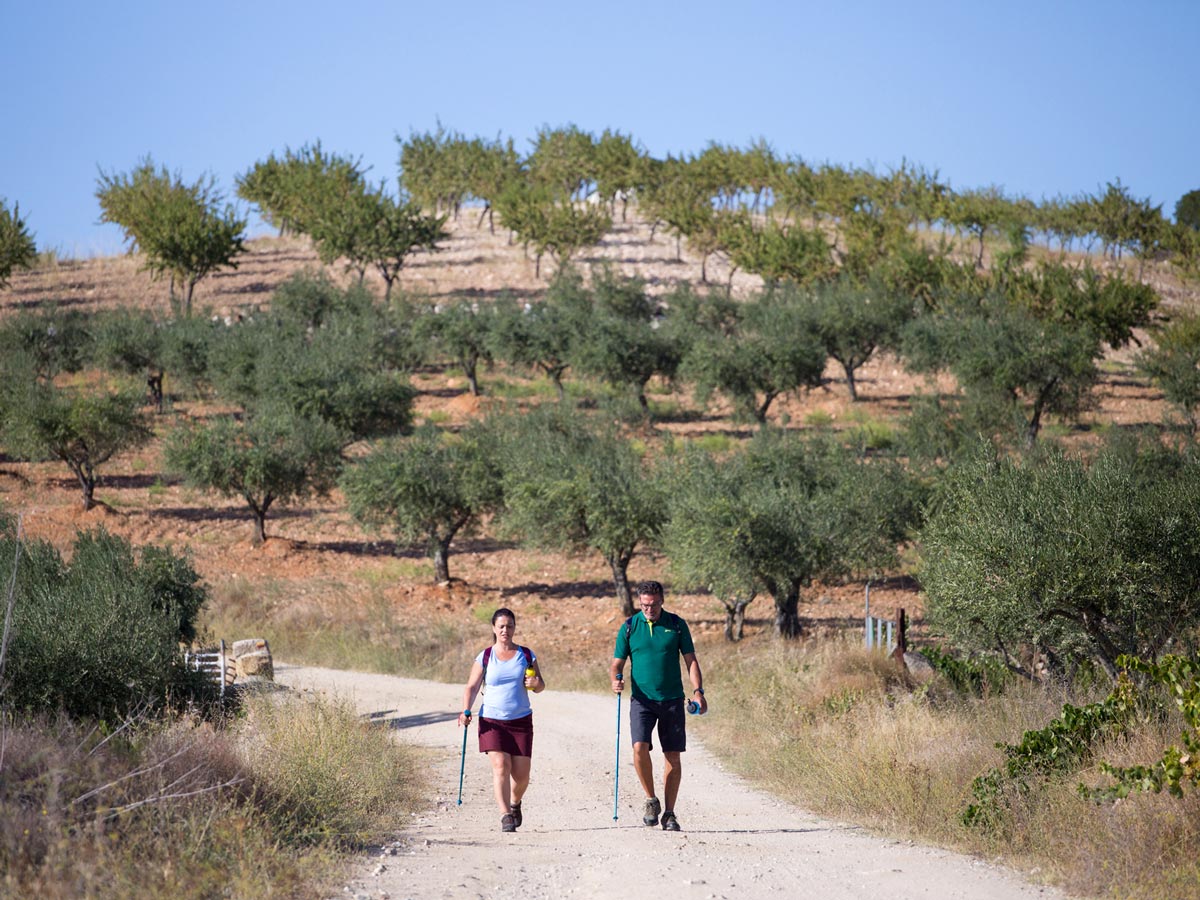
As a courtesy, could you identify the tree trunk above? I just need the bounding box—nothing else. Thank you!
[1025,378,1058,449]
[433,540,451,584]
[251,510,267,545]
[77,471,96,511]
[843,362,859,402]
[250,495,273,545]
[184,279,197,319]
[722,596,753,641]
[609,553,634,617]
[465,358,481,397]
[767,578,802,638]
[147,369,165,412]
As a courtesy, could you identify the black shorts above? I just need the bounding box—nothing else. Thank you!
[629,696,686,753]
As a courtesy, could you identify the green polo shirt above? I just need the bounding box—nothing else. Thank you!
[614,610,695,702]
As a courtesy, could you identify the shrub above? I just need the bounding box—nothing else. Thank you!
[0,525,208,717]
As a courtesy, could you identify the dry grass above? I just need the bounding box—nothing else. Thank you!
[0,694,425,899]
[700,639,1200,898]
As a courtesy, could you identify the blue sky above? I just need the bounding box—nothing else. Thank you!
[2,0,1197,257]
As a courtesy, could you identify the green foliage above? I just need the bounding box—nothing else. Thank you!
[165,406,343,544]
[494,404,664,615]
[963,675,1138,831]
[0,198,37,288]
[493,177,611,276]
[236,141,367,236]
[662,432,922,638]
[0,306,93,382]
[0,525,208,717]
[526,123,598,201]
[681,286,827,425]
[268,269,374,329]
[1086,179,1166,262]
[919,443,1200,677]
[1176,189,1200,231]
[945,185,1016,268]
[308,182,447,299]
[208,296,415,441]
[919,646,1012,696]
[1004,260,1157,350]
[719,214,835,286]
[96,158,246,316]
[1137,312,1200,432]
[565,267,683,413]
[414,296,505,397]
[0,383,152,510]
[902,297,1103,448]
[800,277,914,401]
[340,422,503,582]
[89,310,214,411]
[1089,655,1200,800]
[489,283,582,399]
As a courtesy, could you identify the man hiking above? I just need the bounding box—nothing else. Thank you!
[610,580,707,832]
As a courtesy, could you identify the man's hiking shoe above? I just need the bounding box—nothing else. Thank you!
[509,802,522,828]
[501,813,517,833]
[642,796,661,826]
[661,811,681,832]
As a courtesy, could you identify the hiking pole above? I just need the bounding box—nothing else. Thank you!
[457,710,470,805]
[613,673,622,821]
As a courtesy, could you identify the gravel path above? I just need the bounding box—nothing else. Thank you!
[276,664,1062,900]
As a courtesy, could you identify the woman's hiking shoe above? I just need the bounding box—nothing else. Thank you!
[642,796,661,826]
[661,811,681,832]
[509,802,522,828]
[501,813,517,833]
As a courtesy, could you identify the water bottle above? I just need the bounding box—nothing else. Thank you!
[687,699,703,715]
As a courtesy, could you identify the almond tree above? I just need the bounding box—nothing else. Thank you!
[97,159,246,317]
[0,199,37,288]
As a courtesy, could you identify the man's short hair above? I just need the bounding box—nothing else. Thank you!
[636,580,664,599]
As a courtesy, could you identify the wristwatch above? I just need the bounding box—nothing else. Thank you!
[693,688,705,696]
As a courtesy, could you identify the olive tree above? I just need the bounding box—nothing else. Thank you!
[919,444,1200,680]
[902,298,1102,449]
[96,158,246,316]
[0,383,152,511]
[800,277,914,401]
[165,405,343,544]
[681,288,827,425]
[566,267,684,413]
[1137,312,1200,433]
[90,310,215,411]
[495,405,664,616]
[340,423,503,583]
[207,304,414,442]
[664,432,920,638]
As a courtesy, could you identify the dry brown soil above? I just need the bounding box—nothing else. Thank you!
[1,214,1194,669]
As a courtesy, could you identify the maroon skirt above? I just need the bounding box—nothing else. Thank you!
[478,713,533,757]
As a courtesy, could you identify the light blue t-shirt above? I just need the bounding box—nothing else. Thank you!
[475,646,536,720]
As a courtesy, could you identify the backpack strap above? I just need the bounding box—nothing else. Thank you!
[482,645,535,682]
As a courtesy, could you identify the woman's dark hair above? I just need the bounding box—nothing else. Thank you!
[491,607,516,626]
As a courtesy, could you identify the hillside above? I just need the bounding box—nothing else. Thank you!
[0,213,1193,671]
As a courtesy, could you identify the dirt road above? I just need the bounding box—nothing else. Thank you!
[277,664,1060,900]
